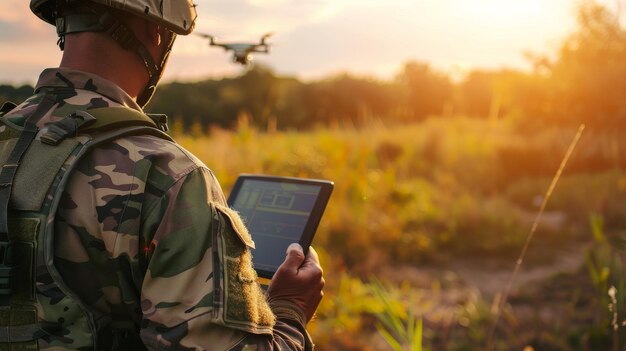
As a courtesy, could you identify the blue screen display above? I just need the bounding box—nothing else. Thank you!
[230,179,321,273]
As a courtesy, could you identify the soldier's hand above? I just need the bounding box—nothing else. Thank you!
[267,243,324,323]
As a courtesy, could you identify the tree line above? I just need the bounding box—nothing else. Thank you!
[146,2,626,132]
[1,2,623,131]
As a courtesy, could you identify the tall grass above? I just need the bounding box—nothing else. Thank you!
[177,117,533,266]
[371,280,425,351]
[585,214,626,349]
[173,116,626,349]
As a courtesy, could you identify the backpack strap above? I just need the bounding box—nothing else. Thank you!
[40,106,169,146]
[38,107,171,349]
[81,107,167,132]
[0,94,55,297]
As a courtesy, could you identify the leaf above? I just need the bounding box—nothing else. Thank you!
[376,322,404,351]
[589,213,606,243]
[411,318,423,351]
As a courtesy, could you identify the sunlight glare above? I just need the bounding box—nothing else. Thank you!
[458,0,554,23]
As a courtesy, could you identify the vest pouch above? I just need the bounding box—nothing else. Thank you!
[0,215,43,350]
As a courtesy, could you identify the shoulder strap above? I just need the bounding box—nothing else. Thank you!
[80,107,167,132]
[38,117,173,348]
[40,106,169,146]
[0,94,54,236]
[0,93,55,296]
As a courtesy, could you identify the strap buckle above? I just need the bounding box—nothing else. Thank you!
[146,114,169,132]
[40,110,97,145]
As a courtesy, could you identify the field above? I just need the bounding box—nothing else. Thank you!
[174,116,626,350]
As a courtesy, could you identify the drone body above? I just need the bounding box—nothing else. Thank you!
[198,33,273,65]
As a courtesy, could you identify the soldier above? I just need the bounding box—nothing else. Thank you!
[0,0,323,350]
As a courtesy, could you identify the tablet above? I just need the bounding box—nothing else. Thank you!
[227,174,333,279]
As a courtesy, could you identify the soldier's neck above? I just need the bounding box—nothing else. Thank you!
[59,32,149,102]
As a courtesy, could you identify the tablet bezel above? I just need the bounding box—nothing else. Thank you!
[227,174,334,279]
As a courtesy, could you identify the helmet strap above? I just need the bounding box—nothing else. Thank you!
[56,10,175,107]
[136,32,176,107]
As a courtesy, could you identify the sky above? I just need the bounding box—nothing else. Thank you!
[0,0,618,85]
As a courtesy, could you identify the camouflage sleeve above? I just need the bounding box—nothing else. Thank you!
[226,299,315,351]
[138,167,312,350]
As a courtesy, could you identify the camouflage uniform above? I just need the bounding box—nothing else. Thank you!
[2,67,312,350]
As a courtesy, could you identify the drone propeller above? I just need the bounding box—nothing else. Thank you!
[196,32,214,39]
[196,32,219,46]
[260,32,273,45]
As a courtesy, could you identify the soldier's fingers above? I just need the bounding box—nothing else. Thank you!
[298,247,323,280]
[299,247,321,273]
[278,243,306,273]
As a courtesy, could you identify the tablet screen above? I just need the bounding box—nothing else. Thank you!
[228,176,332,277]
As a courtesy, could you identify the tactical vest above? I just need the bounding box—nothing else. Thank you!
[0,93,171,350]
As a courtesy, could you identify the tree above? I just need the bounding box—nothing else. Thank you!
[547,1,626,128]
[0,85,34,106]
[285,74,400,128]
[459,70,495,118]
[395,61,453,120]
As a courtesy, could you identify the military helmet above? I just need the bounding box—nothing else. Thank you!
[30,0,197,35]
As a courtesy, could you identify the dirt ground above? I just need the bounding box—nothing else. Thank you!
[376,241,604,350]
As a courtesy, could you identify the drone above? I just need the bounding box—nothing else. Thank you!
[197,32,273,65]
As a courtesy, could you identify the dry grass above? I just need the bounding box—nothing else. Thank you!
[173,116,626,350]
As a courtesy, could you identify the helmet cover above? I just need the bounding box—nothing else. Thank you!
[30,0,197,35]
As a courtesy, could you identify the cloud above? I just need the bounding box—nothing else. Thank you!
[245,0,578,81]
[196,0,348,38]
[0,0,591,84]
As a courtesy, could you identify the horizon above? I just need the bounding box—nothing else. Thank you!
[0,0,619,85]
